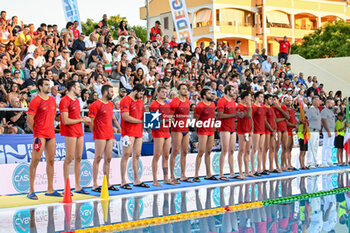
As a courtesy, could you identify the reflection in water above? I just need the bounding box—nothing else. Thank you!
[3,171,350,233]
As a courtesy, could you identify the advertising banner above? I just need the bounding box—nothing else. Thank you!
[168,0,194,46]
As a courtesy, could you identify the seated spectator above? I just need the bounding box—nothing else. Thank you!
[50,59,63,76]
[85,33,96,55]
[60,22,74,48]
[55,72,67,95]
[71,33,87,57]
[5,42,20,67]
[14,26,31,58]
[27,37,42,54]
[262,57,272,75]
[22,47,45,69]
[120,67,133,92]
[91,63,108,83]
[49,85,61,107]
[0,69,13,97]
[0,54,9,75]
[56,48,70,73]
[88,43,107,69]
[6,97,26,134]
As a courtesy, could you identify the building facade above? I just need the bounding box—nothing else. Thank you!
[140,0,350,56]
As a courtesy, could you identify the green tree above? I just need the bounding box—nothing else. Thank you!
[291,20,350,59]
[81,15,147,42]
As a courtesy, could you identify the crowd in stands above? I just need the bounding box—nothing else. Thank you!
[0,10,348,140]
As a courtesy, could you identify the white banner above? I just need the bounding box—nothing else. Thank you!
[62,0,82,31]
[0,146,325,195]
[168,0,194,46]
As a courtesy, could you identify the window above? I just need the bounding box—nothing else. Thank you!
[164,17,169,30]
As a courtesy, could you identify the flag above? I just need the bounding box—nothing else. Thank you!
[344,97,350,156]
[277,92,283,101]
[299,100,310,144]
[104,64,112,73]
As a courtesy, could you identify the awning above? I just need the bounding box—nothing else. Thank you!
[196,9,212,23]
[267,11,290,25]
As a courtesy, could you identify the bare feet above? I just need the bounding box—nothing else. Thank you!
[163,179,175,185]
[152,181,162,187]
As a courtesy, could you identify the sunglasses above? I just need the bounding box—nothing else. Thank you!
[62,51,68,53]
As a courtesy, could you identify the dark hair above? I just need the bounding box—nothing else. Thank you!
[241,91,250,100]
[177,83,187,91]
[254,91,263,99]
[133,83,146,92]
[29,69,36,74]
[25,58,34,69]
[264,94,271,101]
[338,112,344,117]
[66,22,74,29]
[40,23,47,27]
[156,86,167,93]
[59,72,66,79]
[200,88,210,99]
[67,81,77,91]
[101,85,112,96]
[36,78,49,92]
[224,85,233,95]
[119,21,128,31]
[81,89,89,101]
[3,69,11,75]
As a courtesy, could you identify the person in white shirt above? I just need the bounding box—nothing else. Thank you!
[55,48,71,73]
[120,67,133,92]
[27,38,42,55]
[126,46,136,63]
[104,45,113,64]
[306,76,313,89]
[136,54,149,76]
[22,48,45,69]
[49,85,61,107]
[85,33,96,55]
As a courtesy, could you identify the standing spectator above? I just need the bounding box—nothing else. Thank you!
[150,21,162,41]
[274,36,291,63]
[305,96,322,168]
[321,99,336,167]
[335,112,348,166]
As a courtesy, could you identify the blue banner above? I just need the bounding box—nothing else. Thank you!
[0,133,122,164]
[62,0,82,31]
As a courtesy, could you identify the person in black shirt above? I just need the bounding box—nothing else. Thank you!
[71,33,86,54]
[6,96,26,134]
[0,69,13,95]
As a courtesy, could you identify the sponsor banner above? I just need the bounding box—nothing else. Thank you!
[2,146,324,195]
[168,0,194,47]
[62,0,82,31]
[0,133,122,164]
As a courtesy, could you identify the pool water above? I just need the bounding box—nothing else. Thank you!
[1,171,350,233]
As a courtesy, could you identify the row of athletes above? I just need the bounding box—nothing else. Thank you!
[25,79,296,199]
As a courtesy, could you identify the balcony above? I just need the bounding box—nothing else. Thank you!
[295,27,316,38]
[193,26,211,36]
[268,26,293,37]
[215,22,256,36]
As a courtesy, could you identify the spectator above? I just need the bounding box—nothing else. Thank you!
[22,47,45,69]
[275,36,291,62]
[120,67,133,92]
[118,20,128,36]
[14,26,31,58]
[6,96,26,134]
[150,21,162,41]
[72,20,80,39]
[88,43,107,68]
[85,33,96,55]
[71,33,86,56]
[49,85,61,107]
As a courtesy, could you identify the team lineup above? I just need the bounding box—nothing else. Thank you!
[26,78,303,199]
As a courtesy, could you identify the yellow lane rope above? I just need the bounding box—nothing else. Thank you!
[75,201,264,233]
